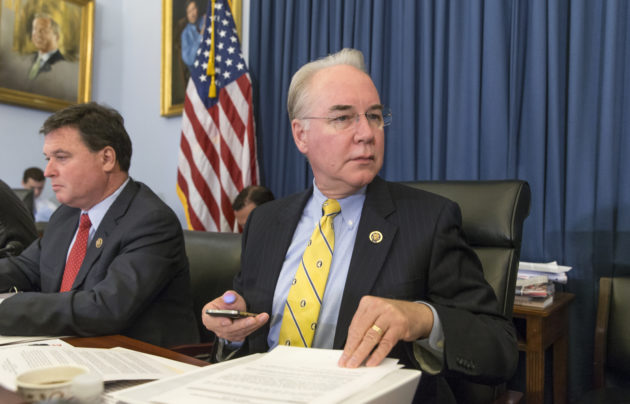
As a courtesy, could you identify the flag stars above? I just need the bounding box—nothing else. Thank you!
[230,36,237,43]
[219,30,227,38]
[222,18,229,26]
[218,42,224,50]
[199,75,207,82]
[225,59,233,66]
[227,46,235,54]
[236,62,244,70]
[215,55,222,63]
[223,71,231,79]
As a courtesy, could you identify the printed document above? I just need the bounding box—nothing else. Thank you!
[114,345,417,404]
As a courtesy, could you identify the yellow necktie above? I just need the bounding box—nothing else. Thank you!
[278,198,341,347]
[29,56,42,80]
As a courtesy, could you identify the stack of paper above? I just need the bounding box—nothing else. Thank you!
[113,345,422,404]
[0,340,198,393]
[515,261,572,308]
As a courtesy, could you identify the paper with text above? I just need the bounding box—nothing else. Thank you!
[116,346,402,404]
[0,345,196,391]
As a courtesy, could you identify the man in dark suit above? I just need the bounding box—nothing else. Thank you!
[202,49,517,402]
[0,102,198,348]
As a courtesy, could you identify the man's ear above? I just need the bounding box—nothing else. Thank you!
[291,119,308,154]
[101,146,118,172]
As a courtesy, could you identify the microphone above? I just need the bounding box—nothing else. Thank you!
[0,240,24,258]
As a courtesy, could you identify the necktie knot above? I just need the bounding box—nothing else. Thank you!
[322,199,340,218]
[79,213,91,230]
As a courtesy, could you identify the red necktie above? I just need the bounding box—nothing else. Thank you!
[60,213,91,292]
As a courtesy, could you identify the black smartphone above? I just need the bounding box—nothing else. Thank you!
[205,309,258,319]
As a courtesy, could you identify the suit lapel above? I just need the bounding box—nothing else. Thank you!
[247,188,312,353]
[71,180,139,289]
[334,177,398,348]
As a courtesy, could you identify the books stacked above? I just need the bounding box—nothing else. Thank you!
[514,261,572,308]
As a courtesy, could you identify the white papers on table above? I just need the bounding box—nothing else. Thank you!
[518,261,572,273]
[518,261,572,284]
[0,335,69,346]
[113,345,420,404]
[0,345,198,391]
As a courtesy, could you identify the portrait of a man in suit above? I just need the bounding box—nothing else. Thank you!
[27,13,65,80]
[0,3,81,104]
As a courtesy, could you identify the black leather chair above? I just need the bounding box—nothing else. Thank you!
[401,180,531,404]
[173,230,242,354]
[11,188,35,217]
[577,276,630,403]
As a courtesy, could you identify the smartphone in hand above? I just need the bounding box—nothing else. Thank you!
[205,309,258,319]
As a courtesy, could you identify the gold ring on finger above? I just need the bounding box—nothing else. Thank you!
[371,324,383,336]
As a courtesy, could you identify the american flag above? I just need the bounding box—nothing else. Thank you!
[177,0,259,232]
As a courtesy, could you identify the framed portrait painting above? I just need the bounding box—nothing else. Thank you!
[0,0,93,112]
[161,0,241,117]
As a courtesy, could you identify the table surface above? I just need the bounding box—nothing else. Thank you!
[0,334,208,403]
[513,292,575,317]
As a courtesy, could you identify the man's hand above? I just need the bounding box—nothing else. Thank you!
[338,296,434,368]
[201,291,269,342]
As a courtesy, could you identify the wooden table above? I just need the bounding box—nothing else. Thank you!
[512,292,575,404]
[0,334,207,403]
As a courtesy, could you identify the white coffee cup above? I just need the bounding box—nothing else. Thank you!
[16,364,89,403]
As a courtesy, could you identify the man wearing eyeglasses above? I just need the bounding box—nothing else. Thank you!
[202,48,517,403]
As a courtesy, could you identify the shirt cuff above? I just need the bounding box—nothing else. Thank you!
[413,302,445,374]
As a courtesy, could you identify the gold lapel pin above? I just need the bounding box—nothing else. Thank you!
[369,231,383,244]
[95,238,103,249]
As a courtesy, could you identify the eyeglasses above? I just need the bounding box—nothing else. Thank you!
[300,107,392,131]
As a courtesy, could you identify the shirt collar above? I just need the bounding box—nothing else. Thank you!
[311,181,366,229]
[81,178,130,230]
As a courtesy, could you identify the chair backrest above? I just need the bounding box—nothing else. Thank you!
[401,180,531,404]
[400,180,531,319]
[11,188,35,217]
[183,230,242,342]
[593,276,630,389]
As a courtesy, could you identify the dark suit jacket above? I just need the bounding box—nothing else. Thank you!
[234,176,518,403]
[0,179,198,347]
[30,49,65,78]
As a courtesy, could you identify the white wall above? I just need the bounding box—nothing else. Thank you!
[0,0,218,226]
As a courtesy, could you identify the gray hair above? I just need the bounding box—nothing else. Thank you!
[287,48,367,121]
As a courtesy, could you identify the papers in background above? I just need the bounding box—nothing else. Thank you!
[0,343,198,391]
[113,345,420,404]
[518,261,572,284]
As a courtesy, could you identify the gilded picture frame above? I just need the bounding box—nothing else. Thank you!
[161,0,241,117]
[0,0,94,112]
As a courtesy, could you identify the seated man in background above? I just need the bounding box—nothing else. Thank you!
[22,166,58,222]
[0,102,198,348]
[0,179,38,258]
[232,185,275,229]
[202,49,518,403]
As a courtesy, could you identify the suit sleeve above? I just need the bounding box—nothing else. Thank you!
[0,207,185,337]
[415,200,518,384]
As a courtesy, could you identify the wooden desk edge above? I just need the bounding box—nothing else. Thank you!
[64,334,209,367]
